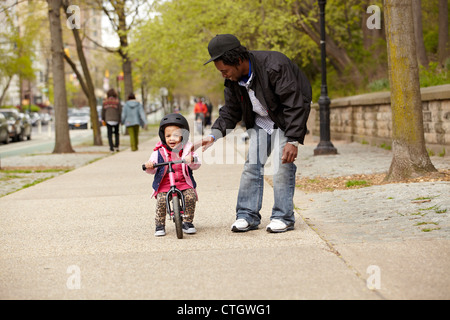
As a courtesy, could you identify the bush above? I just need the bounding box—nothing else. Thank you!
[419,62,449,87]
[368,78,390,92]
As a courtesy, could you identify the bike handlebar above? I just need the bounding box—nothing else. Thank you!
[142,159,187,171]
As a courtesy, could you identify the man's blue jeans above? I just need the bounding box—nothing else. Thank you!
[236,125,297,228]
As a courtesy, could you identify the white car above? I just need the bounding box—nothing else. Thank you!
[68,111,90,129]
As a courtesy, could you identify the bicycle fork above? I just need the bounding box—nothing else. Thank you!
[165,188,186,221]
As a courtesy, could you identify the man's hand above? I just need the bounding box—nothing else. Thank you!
[281,143,298,164]
[191,136,215,152]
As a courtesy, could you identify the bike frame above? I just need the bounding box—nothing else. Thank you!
[143,159,186,219]
[159,160,186,220]
[142,160,186,238]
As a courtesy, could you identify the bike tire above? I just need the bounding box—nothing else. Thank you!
[172,196,183,239]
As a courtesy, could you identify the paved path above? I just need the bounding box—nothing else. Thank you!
[0,130,449,299]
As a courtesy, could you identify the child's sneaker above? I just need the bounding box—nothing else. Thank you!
[155,225,166,237]
[182,222,197,234]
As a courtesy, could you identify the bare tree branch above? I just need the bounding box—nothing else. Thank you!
[63,52,89,97]
[84,32,119,53]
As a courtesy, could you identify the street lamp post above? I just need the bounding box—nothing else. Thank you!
[314,0,338,156]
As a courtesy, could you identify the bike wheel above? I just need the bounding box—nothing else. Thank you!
[172,196,183,239]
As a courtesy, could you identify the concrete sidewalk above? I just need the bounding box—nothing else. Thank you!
[0,131,449,299]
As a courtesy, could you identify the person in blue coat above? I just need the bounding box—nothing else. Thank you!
[121,93,147,151]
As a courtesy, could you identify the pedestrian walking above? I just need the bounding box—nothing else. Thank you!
[194,98,208,121]
[193,97,207,134]
[102,88,122,153]
[193,34,312,233]
[144,113,201,236]
[121,93,147,151]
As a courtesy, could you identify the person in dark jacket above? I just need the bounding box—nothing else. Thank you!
[193,34,312,233]
[102,88,122,153]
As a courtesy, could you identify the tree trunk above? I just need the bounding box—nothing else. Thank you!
[383,0,436,181]
[47,0,74,153]
[63,1,102,146]
[0,76,13,107]
[122,57,133,99]
[116,1,133,99]
[438,0,449,66]
[411,0,429,67]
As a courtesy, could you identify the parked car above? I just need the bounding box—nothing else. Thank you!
[0,109,22,142]
[40,113,52,125]
[68,110,90,129]
[18,113,32,140]
[30,112,41,126]
[0,113,9,144]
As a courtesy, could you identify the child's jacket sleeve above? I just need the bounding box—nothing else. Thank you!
[145,150,159,175]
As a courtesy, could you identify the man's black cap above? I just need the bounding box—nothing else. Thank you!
[204,34,241,65]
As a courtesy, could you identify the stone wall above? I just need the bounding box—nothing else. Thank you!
[309,84,450,155]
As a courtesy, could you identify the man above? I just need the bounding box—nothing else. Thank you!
[194,34,311,233]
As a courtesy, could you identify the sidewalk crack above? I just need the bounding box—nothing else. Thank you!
[296,208,387,300]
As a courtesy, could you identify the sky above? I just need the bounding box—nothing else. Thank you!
[100,1,158,48]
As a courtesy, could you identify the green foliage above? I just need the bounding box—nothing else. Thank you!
[129,0,448,101]
[19,105,41,113]
[345,180,368,187]
[419,62,450,87]
[0,104,40,112]
[368,78,390,92]
[360,61,449,96]
[0,1,46,105]
[424,30,439,54]
[131,0,329,97]
[421,0,440,54]
[380,143,391,150]
[0,3,41,78]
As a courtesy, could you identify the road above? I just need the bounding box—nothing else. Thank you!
[0,124,97,159]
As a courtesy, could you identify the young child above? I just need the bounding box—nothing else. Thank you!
[144,113,201,236]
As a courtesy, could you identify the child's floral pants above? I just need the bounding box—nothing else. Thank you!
[155,188,196,226]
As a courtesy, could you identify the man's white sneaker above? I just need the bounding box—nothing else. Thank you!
[266,219,294,233]
[231,219,256,232]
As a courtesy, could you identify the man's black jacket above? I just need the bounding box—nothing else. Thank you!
[211,50,312,144]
